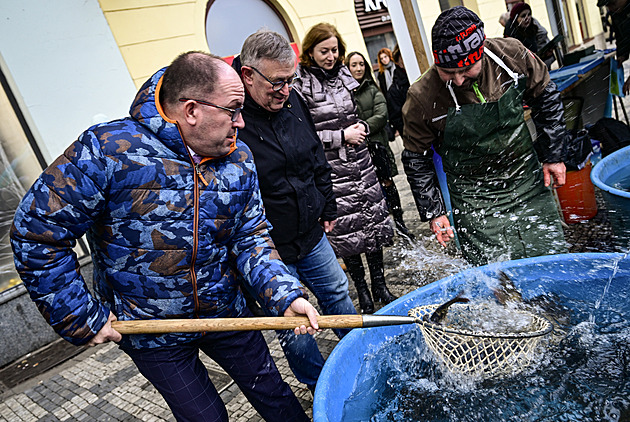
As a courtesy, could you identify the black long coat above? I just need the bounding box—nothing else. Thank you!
[238,89,337,264]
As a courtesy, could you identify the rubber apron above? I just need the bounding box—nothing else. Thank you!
[439,49,566,266]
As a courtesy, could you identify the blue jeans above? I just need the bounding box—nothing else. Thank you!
[278,233,357,386]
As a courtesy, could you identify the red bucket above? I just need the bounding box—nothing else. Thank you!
[556,162,598,223]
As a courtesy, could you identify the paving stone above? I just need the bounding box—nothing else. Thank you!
[51,407,70,421]
[37,397,57,412]
[74,410,93,421]
[36,414,60,422]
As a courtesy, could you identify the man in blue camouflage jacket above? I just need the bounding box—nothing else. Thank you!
[11,52,318,422]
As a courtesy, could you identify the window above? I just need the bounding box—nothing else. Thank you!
[439,0,463,11]
[364,32,398,70]
[206,0,292,58]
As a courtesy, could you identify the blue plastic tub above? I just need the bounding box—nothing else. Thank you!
[313,253,630,422]
[591,145,630,251]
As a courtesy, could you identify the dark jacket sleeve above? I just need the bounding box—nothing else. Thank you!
[526,79,568,163]
[401,149,447,221]
[230,158,308,316]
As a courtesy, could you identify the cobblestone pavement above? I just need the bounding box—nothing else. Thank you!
[0,123,625,421]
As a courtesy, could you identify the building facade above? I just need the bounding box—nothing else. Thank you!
[0,0,607,294]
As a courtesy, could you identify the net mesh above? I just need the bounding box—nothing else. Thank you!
[409,304,552,378]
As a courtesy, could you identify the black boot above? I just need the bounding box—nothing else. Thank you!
[372,278,396,304]
[366,250,397,304]
[393,209,415,243]
[354,279,375,314]
[343,255,375,314]
[383,183,415,243]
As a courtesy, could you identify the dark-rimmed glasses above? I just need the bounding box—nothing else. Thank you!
[249,66,297,92]
[178,98,243,122]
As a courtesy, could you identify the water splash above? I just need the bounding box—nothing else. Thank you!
[593,251,629,318]
[341,290,630,422]
[386,232,470,288]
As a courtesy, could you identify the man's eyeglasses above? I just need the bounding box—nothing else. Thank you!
[178,98,243,122]
[249,67,297,92]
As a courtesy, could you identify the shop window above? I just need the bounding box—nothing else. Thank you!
[364,32,398,70]
[0,66,91,294]
[574,0,591,40]
[439,0,463,11]
[206,0,292,58]
[354,0,398,70]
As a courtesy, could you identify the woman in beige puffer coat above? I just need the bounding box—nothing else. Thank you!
[294,22,395,314]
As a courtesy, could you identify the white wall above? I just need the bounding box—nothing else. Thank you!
[0,1,136,162]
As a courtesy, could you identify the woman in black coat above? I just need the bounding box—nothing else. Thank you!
[386,45,410,137]
[504,2,555,68]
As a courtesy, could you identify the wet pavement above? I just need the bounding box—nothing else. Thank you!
[0,104,626,420]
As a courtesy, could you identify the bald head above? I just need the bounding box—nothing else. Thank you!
[160,51,232,109]
[158,51,245,158]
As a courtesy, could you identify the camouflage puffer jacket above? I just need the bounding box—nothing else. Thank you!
[10,68,306,349]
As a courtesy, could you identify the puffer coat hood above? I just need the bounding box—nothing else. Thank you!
[11,67,306,349]
[295,63,393,257]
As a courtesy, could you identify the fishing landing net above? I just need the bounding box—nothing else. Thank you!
[409,304,553,378]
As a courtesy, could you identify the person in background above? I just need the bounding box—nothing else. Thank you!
[294,23,396,314]
[386,45,411,137]
[10,51,319,422]
[233,29,357,393]
[402,6,568,266]
[375,47,396,96]
[346,51,415,245]
[499,11,510,28]
[504,2,555,68]
[598,0,630,95]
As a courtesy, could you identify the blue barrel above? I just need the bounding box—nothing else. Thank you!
[591,145,630,251]
[313,253,630,422]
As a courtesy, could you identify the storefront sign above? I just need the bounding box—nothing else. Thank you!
[364,0,388,13]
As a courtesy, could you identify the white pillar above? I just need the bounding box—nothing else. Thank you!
[386,0,432,82]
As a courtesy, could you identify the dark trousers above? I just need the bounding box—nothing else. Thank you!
[123,329,308,422]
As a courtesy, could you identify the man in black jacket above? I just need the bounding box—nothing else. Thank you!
[599,0,630,95]
[233,30,357,392]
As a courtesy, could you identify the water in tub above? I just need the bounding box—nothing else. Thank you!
[341,264,630,421]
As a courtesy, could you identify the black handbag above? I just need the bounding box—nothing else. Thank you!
[564,129,593,171]
[384,123,396,142]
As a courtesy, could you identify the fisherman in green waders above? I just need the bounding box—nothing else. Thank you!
[401,6,568,266]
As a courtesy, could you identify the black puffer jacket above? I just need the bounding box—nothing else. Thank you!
[611,0,630,62]
[235,63,336,264]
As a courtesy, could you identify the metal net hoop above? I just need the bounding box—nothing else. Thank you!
[409,304,553,377]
